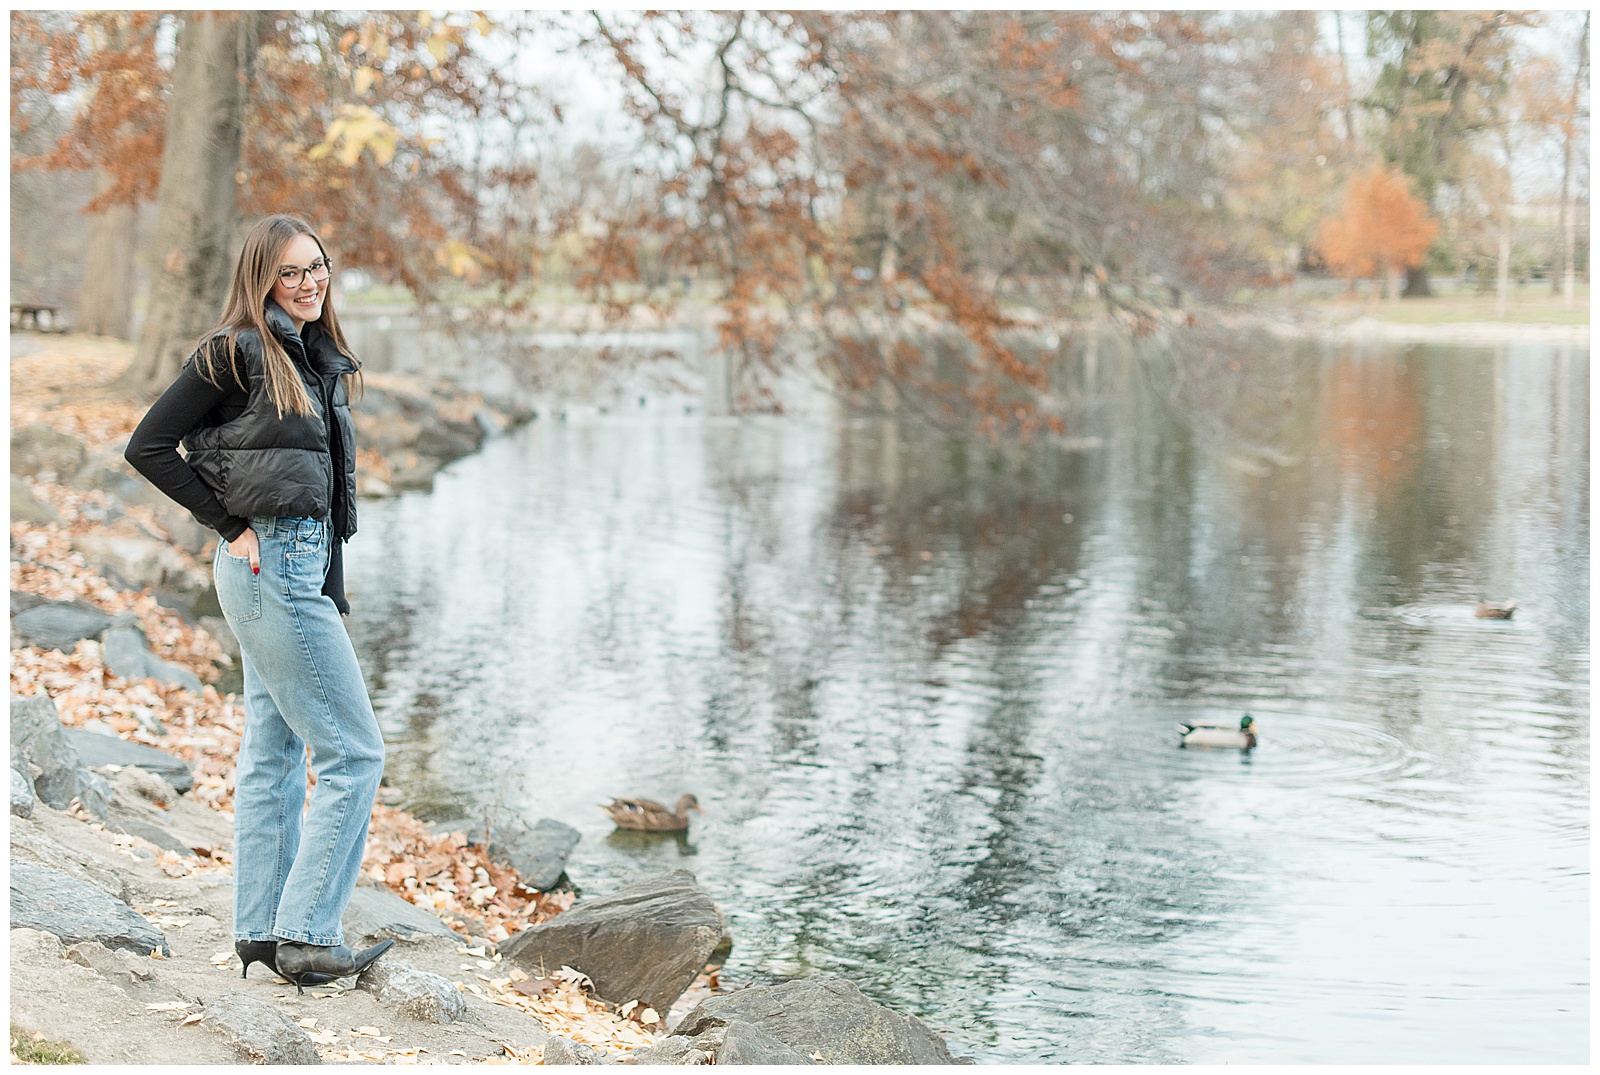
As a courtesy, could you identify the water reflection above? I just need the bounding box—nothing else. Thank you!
[345,340,1587,1063]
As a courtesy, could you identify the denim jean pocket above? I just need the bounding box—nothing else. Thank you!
[215,542,262,623]
[285,518,326,559]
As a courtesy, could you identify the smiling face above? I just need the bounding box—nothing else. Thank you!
[269,233,330,330]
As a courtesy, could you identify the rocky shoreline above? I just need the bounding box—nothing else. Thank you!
[9,333,971,1065]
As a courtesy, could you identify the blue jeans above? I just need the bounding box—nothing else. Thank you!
[215,516,384,945]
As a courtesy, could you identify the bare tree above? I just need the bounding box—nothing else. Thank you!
[74,170,139,337]
[121,11,262,394]
[1557,12,1589,303]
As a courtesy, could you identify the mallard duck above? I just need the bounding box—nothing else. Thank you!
[1178,714,1257,751]
[600,793,703,832]
[1475,600,1516,620]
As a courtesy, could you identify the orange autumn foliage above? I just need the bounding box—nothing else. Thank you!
[1316,166,1438,284]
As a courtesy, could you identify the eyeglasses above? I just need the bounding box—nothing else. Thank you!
[277,257,333,289]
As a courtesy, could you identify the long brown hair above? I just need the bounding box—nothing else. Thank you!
[194,214,362,416]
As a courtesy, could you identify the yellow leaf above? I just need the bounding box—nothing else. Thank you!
[369,133,396,167]
[353,67,378,95]
[472,14,492,36]
[426,33,450,64]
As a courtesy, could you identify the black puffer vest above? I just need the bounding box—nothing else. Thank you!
[183,303,359,540]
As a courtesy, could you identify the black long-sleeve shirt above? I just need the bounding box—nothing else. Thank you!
[125,364,350,614]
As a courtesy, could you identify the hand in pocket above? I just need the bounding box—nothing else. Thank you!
[228,527,261,575]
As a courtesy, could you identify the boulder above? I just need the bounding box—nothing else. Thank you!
[63,728,195,795]
[69,530,191,592]
[102,617,203,694]
[199,615,240,661]
[68,444,153,504]
[105,764,181,808]
[10,691,87,808]
[11,765,36,818]
[543,1036,612,1065]
[63,939,168,1002]
[490,817,582,892]
[625,1017,815,1066]
[10,589,49,616]
[11,476,62,525]
[76,766,113,821]
[11,600,112,652]
[356,958,467,1024]
[342,885,462,943]
[11,421,86,480]
[414,420,482,463]
[658,975,963,1065]
[499,869,724,1014]
[352,411,423,456]
[8,861,170,956]
[203,992,322,1065]
[105,815,193,856]
[10,820,134,901]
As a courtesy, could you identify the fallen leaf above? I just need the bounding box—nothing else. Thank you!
[145,1002,192,1012]
[180,1013,204,1027]
[296,1017,317,1029]
[351,1025,383,1037]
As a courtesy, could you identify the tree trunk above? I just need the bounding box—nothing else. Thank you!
[1401,264,1432,298]
[74,171,138,339]
[1558,13,1589,304]
[120,11,261,395]
[1495,207,1511,318]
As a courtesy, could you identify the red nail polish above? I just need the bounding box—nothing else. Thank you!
[253,565,260,575]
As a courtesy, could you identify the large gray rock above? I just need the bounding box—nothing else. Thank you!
[10,476,62,524]
[9,861,170,956]
[105,814,193,855]
[357,958,467,1024]
[11,691,86,808]
[656,975,963,1065]
[10,820,133,901]
[68,443,151,502]
[75,765,113,821]
[199,615,240,661]
[491,817,582,892]
[204,992,321,1065]
[500,869,724,1014]
[414,420,482,463]
[63,728,194,795]
[625,1017,815,1065]
[11,600,112,651]
[342,884,461,943]
[11,421,86,480]
[10,589,49,617]
[63,939,174,1004]
[102,617,203,694]
[544,1036,613,1065]
[11,765,36,817]
[69,530,191,592]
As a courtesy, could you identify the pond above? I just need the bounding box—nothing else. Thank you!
[344,338,1588,1064]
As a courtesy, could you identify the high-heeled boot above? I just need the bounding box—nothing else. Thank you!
[233,939,336,985]
[274,939,395,994]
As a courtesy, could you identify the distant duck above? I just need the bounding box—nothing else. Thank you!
[600,793,703,832]
[1475,600,1517,620]
[1178,714,1257,751]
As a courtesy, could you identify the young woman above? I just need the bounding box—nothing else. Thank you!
[126,214,392,992]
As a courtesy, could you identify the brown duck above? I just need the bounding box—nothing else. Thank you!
[600,793,703,832]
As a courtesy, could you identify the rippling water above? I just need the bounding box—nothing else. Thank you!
[345,339,1588,1063]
